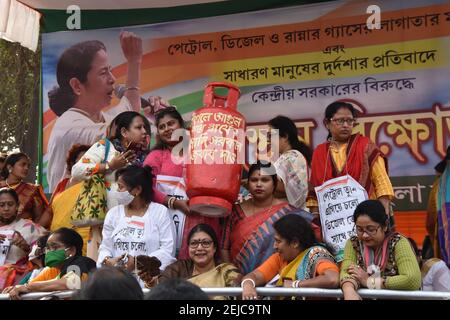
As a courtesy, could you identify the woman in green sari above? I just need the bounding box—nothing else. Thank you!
[241,214,339,300]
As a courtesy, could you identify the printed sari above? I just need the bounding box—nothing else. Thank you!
[276,245,336,286]
[224,203,318,274]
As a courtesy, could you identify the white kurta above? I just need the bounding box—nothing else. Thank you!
[97,203,176,272]
[47,96,132,192]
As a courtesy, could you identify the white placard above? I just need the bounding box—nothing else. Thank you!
[315,175,368,262]
[0,229,14,266]
[156,175,187,254]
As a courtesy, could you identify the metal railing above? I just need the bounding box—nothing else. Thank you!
[1,287,449,300]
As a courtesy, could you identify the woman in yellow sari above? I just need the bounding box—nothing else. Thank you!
[46,144,91,255]
[151,224,242,300]
[241,214,339,300]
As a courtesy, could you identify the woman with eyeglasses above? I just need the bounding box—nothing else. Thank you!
[308,101,394,218]
[267,116,312,209]
[340,200,421,300]
[3,227,96,299]
[152,224,241,299]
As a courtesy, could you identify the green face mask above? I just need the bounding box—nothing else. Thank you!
[45,248,68,267]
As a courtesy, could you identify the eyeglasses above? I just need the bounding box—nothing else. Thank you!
[45,243,66,253]
[330,118,356,126]
[354,225,381,236]
[188,240,213,248]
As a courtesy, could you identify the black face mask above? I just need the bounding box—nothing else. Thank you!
[0,214,17,225]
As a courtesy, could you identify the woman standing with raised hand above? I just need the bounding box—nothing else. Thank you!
[46,31,152,192]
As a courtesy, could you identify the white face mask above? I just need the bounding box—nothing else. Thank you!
[110,190,135,206]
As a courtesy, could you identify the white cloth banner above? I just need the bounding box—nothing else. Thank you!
[155,175,187,255]
[315,175,368,262]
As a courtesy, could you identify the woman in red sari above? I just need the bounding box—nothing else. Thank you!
[222,162,320,274]
[307,101,394,225]
[0,153,49,228]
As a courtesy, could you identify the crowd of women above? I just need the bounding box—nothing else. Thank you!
[0,31,448,300]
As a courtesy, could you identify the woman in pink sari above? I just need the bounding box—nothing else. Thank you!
[143,107,222,259]
[221,162,320,274]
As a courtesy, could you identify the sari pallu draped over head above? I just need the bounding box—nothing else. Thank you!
[436,163,450,264]
[231,204,319,275]
[308,134,386,202]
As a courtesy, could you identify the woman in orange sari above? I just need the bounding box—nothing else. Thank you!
[0,153,49,228]
[221,162,320,274]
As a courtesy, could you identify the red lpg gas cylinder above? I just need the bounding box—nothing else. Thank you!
[186,82,245,217]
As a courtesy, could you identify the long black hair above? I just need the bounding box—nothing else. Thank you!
[268,116,312,165]
[48,40,107,116]
[0,152,29,179]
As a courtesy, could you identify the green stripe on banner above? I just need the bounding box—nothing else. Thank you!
[39,0,334,33]
[170,84,268,115]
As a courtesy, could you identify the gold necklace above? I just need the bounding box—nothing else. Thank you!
[5,178,22,189]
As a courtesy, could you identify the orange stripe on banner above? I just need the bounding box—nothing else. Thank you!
[109,3,450,71]
[395,211,427,248]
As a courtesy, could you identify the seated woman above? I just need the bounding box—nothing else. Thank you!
[221,161,319,274]
[340,200,421,300]
[0,153,49,227]
[98,165,176,286]
[408,237,450,292]
[18,234,50,285]
[241,214,339,300]
[154,224,242,300]
[3,227,96,299]
[0,188,46,290]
